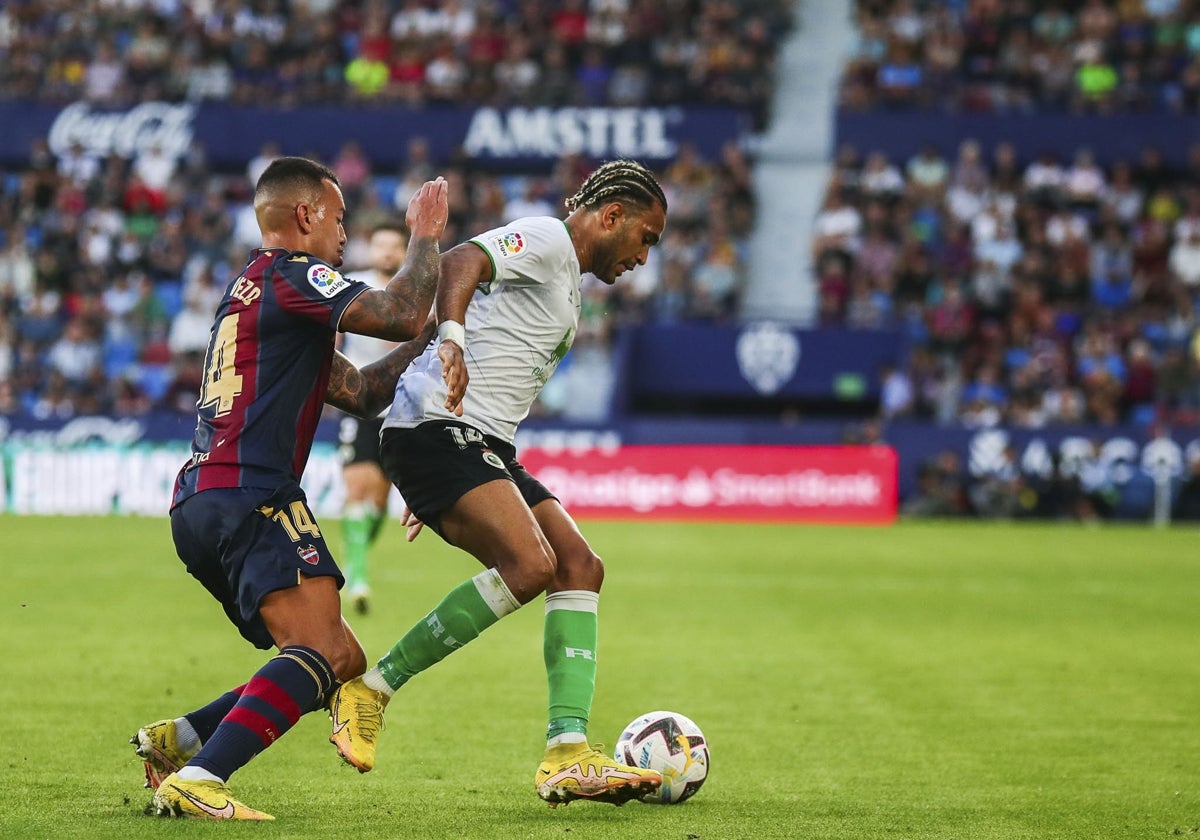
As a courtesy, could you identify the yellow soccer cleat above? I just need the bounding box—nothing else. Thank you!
[130,720,198,790]
[151,772,274,821]
[328,677,389,773]
[535,742,662,807]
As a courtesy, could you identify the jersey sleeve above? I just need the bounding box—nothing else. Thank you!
[271,252,369,327]
[468,217,569,292]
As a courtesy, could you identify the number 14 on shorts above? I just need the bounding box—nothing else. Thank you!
[445,425,484,448]
[258,500,322,541]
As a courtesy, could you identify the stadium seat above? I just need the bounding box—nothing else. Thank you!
[103,337,140,380]
[1140,322,1169,351]
[373,176,398,207]
[1053,312,1082,338]
[1003,348,1030,372]
[157,282,184,319]
[137,364,174,402]
[1129,404,1158,427]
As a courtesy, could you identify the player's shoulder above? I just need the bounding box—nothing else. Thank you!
[267,249,331,275]
[505,216,569,241]
[472,216,568,258]
[271,250,358,299]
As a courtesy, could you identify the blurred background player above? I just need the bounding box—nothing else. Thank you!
[338,222,411,615]
[327,160,667,807]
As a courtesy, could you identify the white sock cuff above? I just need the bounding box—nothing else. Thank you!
[547,732,588,746]
[173,717,201,753]
[545,590,600,614]
[176,766,224,784]
[473,568,521,618]
[345,501,371,519]
[362,666,395,697]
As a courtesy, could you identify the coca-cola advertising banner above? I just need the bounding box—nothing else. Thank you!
[517,445,898,524]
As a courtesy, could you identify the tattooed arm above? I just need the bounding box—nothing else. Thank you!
[338,178,448,341]
[325,318,438,419]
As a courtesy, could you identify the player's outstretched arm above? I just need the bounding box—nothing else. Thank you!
[340,178,448,341]
[434,242,492,415]
[325,317,437,419]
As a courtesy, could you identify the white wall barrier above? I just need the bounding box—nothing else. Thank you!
[0,443,356,517]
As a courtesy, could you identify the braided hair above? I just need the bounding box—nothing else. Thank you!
[564,159,667,215]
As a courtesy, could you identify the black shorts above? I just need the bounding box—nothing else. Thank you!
[339,415,384,467]
[379,420,555,535]
[170,484,343,649]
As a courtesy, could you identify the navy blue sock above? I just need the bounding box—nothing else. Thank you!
[188,646,335,781]
[183,684,246,743]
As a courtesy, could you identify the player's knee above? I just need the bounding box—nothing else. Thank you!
[556,547,604,591]
[325,635,367,682]
[503,546,556,602]
[297,628,365,682]
[523,556,557,600]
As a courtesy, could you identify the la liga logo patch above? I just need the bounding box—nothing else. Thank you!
[307,264,351,298]
[494,231,525,256]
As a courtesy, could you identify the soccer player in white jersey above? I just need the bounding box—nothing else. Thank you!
[328,160,668,807]
[338,222,409,615]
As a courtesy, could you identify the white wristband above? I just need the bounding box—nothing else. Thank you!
[438,319,466,349]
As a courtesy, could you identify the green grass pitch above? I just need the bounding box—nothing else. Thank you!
[4,515,1200,839]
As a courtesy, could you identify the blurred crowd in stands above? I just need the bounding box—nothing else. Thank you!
[827,0,1200,520]
[0,134,753,419]
[817,136,1200,431]
[823,0,1200,433]
[0,0,779,420]
[841,0,1200,113]
[0,0,787,127]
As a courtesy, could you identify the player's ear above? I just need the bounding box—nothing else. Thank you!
[295,201,314,234]
[600,201,625,230]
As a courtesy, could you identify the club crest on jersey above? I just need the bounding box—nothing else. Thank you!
[297,544,320,565]
[493,231,525,256]
[307,263,350,298]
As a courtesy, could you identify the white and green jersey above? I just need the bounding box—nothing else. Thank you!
[341,268,397,418]
[340,268,396,369]
[382,216,582,443]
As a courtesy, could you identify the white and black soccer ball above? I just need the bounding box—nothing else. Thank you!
[614,710,709,805]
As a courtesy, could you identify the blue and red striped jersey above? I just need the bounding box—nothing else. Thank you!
[172,248,368,507]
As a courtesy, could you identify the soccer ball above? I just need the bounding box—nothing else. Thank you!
[614,710,709,805]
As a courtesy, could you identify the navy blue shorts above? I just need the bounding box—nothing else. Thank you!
[379,421,555,536]
[170,484,344,649]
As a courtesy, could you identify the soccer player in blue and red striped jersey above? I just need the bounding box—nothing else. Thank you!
[130,157,462,820]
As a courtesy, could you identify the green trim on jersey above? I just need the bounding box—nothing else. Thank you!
[466,239,496,295]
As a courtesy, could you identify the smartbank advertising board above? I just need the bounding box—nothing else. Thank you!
[518,446,899,524]
[0,438,897,524]
[0,101,752,167]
